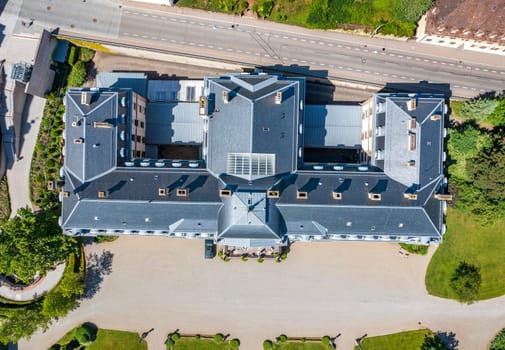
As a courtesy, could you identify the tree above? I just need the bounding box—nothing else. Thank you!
[0,305,50,344]
[0,208,77,284]
[450,261,481,303]
[490,328,505,350]
[75,324,96,345]
[421,333,447,350]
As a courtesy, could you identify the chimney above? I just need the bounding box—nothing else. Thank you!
[407,98,417,111]
[368,193,382,201]
[219,188,233,197]
[296,191,308,200]
[81,91,91,105]
[267,190,280,198]
[222,90,229,103]
[176,188,188,197]
[275,91,282,104]
[404,193,418,200]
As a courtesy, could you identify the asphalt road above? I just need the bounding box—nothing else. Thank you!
[15,0,505,99]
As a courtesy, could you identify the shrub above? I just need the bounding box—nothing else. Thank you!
[214,333,224,344]
[241,256,248,262]
[75,324,95,344]
[170,332,180,341]
[278,334,287,342]
[165,338,175,347]
[321,335,330,345]
[263,340,273,350]
[79,47,95,62]
[450,261,481,303]
[399,243,429,255]
[194,334,201,340]
[491,328,505,350]
[257,257,264,263]
[67,61,87,87]
[281,252,287,260]
[67,46,78,66]
[230,338,240,349]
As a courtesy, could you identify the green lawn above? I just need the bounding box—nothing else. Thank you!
[355,329,431,350]
[426,208,505,300]
[172,337,233,350]
[278,342,327,350]
[53,328,147,350]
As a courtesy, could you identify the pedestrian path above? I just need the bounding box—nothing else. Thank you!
[0,263,65,302]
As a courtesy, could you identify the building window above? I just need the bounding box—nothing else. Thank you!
[141,151,145,157]
[141,137,145,143]
[136,151,141,157]
[134,119,139,127]
[136,135,141,142]
[131,134,135,141]
[133,102,137,111]
[139,105,143,113]
[140,121,145,129]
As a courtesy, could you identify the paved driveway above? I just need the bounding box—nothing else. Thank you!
[20,237,505,350]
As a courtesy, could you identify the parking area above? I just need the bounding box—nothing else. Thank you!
[19,237,505,350]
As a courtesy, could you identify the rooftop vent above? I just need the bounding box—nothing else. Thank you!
[222,90,229,103]
[407,98,417,111]
[435,194,453,201]
[297,191,308,200]
[176,188,188,197]
[275,91,282,104]
[430,114,442,121]
[368,193,382,201]
[73,137,84,144]
[158,188,167,196]
[81,91,91,105]
[219,189,233,197]
[267,190,280,198]
[332,192,342,200]
[404,193,418,200]
[93,121,114,128]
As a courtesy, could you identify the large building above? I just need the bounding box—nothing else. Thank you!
[59,71,449,248]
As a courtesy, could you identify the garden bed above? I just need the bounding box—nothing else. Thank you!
[355,329,432,350]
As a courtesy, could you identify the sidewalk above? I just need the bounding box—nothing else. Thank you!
[0,263,65,302]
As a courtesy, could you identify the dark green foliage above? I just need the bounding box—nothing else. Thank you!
[458,98,498,123]
[491,328,505,350]
[165,338,175,347]
[399,243,429,255]
[307,0,331,28]
[67,61,87,87]
[213,333,224,344]
[0,177,11,224]
[263,340,273,350]
[450,261,481,304]
[170,332,180,341]
[230,338,240,349]
[254,0,274,17]
[218,0,248,14]
[321,336,330,345]
[278,334,287,342]
[392,0,434,22]
[67,46,78,66]
[75,324,95,344]
[487,96,505,127]
[78,47,95,62]
[0,208,77,284]
[421,333,447,350]
[0,304,50,345]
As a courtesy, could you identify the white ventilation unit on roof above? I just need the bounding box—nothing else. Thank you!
[227,153,275,178]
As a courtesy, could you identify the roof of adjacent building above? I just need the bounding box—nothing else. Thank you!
[425,0,505,44]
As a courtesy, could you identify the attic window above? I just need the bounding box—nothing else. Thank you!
[404,193,418,200]
[297,191,308,200]
[220,189,232,197]
[368,193,382,201]
[176,188,188,197]
[332,192,342,200]
[267,190,280,198]
[158,188,167,196]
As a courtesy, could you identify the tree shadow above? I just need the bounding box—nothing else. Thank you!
[82,250,114,299]
[436,331,459,350]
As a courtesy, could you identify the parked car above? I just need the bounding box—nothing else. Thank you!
[204,239,216,259]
